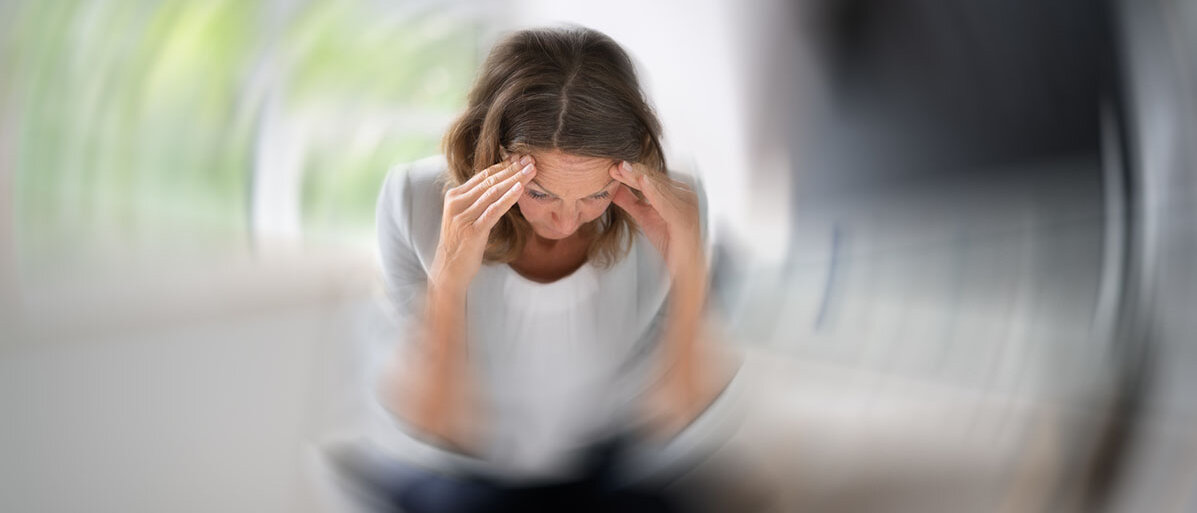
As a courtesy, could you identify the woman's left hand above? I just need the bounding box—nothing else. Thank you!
[609,161,705,279]
[613,161,731,437]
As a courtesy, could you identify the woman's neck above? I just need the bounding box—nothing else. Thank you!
[509,230,592,283]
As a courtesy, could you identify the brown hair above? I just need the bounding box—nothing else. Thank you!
[442,26,668,266]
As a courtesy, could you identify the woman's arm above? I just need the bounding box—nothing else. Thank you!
[377,155,538,452]
[610,162,733,437]
[380,279,475,451]
[653,260,724,434]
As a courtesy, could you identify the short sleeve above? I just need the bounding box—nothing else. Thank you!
[375,165,429,332]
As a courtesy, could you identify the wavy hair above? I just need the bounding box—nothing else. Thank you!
[442,26,668,266]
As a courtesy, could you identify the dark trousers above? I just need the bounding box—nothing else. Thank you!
[331,437,682,513]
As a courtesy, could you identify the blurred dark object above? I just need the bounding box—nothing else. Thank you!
[767,0,1197,511]
[805,0,1110,182]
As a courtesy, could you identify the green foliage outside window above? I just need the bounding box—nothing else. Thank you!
[2,0,478,281]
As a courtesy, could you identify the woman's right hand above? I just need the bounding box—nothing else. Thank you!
[429,154,537,293]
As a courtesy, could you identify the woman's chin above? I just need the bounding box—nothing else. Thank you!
[533,227,573,240]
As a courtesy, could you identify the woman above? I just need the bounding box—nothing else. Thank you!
[368,26,734,512]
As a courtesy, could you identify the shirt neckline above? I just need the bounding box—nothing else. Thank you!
[503,260,596,288]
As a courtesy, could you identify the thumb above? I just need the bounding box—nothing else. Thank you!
[612,184,655,224]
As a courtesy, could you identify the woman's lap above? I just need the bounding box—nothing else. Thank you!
[397,468,677,513]
[329,438,680,513]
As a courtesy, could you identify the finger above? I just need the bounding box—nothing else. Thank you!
[474,180,525,229]
[460,161,536,221]
[634,172,691,226]
[613,161,659,208]
[633,172,668,209]
[457,157,513,191]
[455,156,533,208]
[470,155,531,193]
[444,158,513,215]
[612,184,656,225]
[617,161,680,204]
[610,161,642,191]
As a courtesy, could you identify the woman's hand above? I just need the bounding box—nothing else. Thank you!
[430,155,537,293]
[387,156,534,452]
[609,161,706,279]
[612,161,733,438]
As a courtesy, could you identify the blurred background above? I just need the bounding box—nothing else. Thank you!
[2,0,1196,511]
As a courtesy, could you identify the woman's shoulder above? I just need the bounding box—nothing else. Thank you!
[377,155,451,265]
[384,155,450,200]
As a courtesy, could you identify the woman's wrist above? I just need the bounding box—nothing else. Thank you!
[664,254,708,353]
[428,275,468,306]
[422,274,469,356]
[428,257,471,297]
[670,246,708,286]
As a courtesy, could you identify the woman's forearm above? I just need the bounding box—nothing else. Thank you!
[653,260,720,433]
[379,154,534,452]
[384,278,476,451]
[663,263,708,358]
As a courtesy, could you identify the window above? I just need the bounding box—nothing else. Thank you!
[5,0,482,288]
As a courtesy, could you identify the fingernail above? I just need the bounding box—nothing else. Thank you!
[621,161,631,171]
[520,155,532,165]
[521,163,534,175]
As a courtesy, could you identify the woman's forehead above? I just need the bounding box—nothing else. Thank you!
[528,150,617,197]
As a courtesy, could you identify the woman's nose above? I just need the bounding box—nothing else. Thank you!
[552,206,581,233]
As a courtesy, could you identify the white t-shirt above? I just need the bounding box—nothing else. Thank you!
[370,155,722,484]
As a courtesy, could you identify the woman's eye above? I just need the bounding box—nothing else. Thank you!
[589,191,611,200]
[527,190,551,201]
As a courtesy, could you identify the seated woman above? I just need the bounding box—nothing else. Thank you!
[365,25,737,513]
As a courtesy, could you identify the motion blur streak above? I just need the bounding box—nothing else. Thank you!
[2,1,1197,512]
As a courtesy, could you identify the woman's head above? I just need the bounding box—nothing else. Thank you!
[443,26,667,265]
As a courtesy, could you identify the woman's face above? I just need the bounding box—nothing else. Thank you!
[517,149,620,240]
